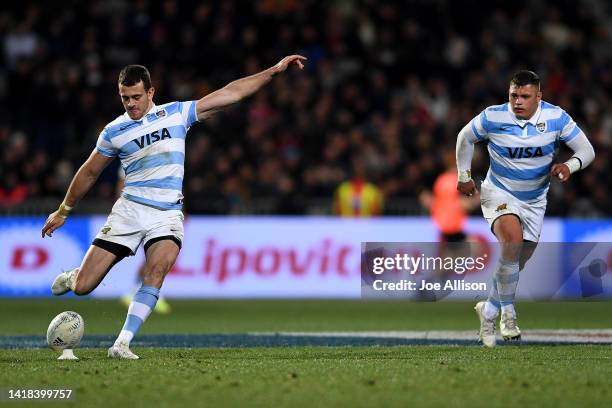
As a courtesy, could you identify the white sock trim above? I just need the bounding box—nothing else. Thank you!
[128,301,153,320]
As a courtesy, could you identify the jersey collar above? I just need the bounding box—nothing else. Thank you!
[122,102,157,123]
[509,101,542,128]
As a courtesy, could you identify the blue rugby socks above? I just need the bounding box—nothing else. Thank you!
[115,285,160,345]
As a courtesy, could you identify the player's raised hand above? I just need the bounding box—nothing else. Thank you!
[551,163,571,182]
[457,180,477,197]
[41,210,67,238]
[271,55,307,76]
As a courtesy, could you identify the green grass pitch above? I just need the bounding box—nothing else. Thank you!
[1,299,611,407]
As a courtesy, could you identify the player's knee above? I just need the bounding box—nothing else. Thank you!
[496,223,523,244]
[505,233,523,244]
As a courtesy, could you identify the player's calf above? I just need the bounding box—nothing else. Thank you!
[141,262,170,288]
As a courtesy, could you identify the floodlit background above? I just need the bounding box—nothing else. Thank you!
[0,0,610,298]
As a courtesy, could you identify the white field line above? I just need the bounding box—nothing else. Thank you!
[251,330,612,344]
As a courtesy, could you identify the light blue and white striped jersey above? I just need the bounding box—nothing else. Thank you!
[468,100,584,203]
[96,101,198,210]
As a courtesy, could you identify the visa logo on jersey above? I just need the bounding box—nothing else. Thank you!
[133,128,171,149]
[507,146,543,159]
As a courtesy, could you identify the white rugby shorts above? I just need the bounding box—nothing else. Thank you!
[94,196,184,255]
[480,181,546,242]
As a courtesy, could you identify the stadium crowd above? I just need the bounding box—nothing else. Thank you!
[1,0,610,216]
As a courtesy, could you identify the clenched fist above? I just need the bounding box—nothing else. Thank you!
[457,179,477,197]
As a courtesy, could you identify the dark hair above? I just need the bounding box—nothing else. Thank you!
[510,70,540,88]
[118,65,152,90]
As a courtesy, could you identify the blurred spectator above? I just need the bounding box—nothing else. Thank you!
[419,150,479,241]
[334,155,384,217]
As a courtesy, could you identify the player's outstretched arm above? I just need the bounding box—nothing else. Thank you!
[41,151,114,237]
[195,55,306,120]
[456,124,477,196]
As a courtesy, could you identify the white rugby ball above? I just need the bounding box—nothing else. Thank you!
[46,311,85,351]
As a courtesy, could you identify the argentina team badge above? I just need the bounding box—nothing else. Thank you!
[536,121,546,132]
[156,109,167,118]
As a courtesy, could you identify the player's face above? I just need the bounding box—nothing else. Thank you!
[508,84,541,120]
[119,81,155,120]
